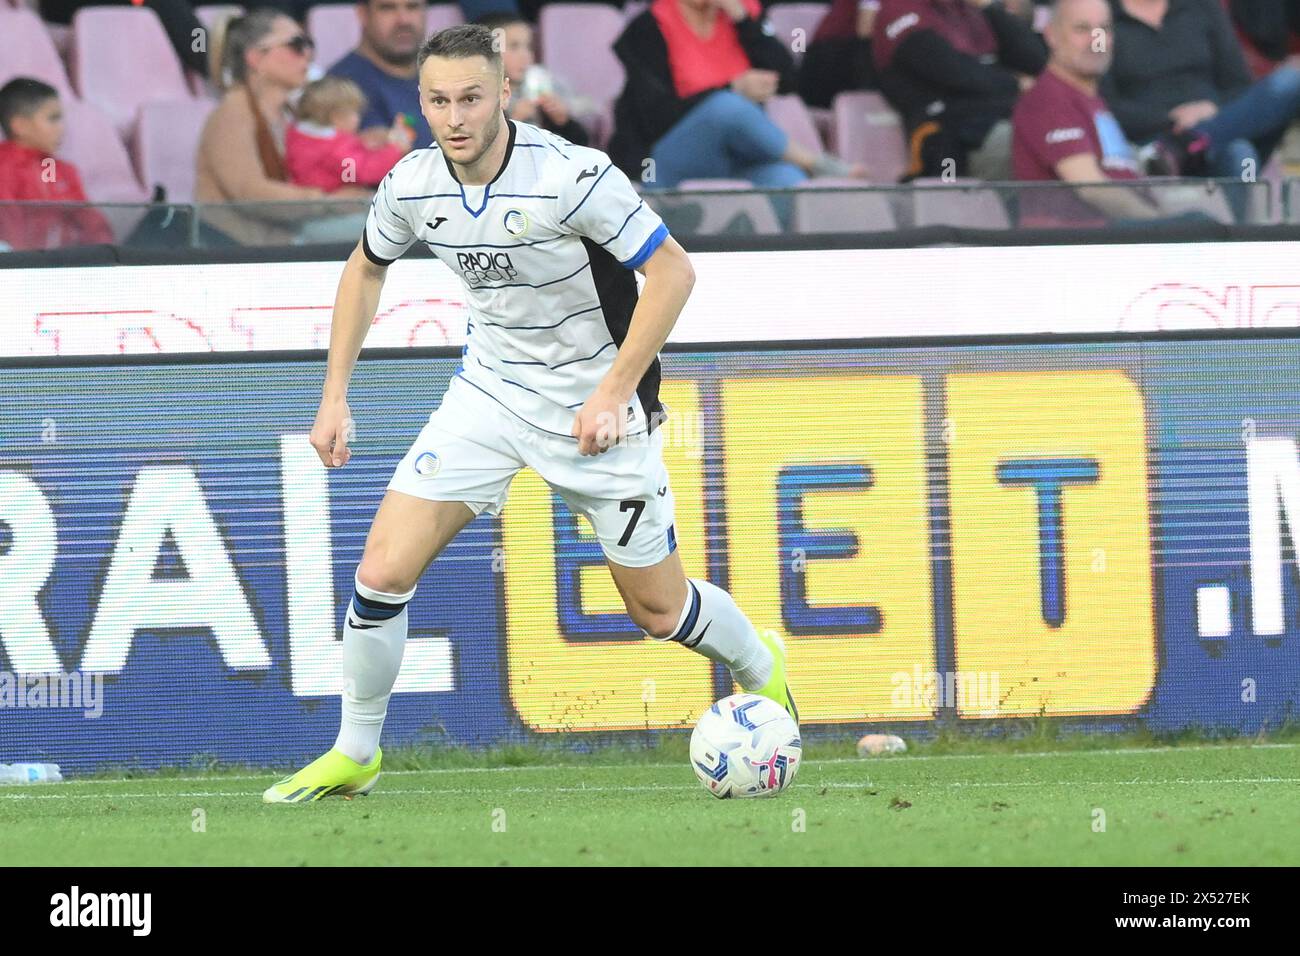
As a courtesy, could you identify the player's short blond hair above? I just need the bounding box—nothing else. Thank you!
[296,77,368,125]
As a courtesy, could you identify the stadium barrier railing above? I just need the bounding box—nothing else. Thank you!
[0,178,1285,255]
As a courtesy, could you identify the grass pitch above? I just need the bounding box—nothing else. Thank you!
[3,739,1297,865]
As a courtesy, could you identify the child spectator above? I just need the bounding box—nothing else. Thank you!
[0,78,114,251]
[285,77,414,192]
[477,12,592,145]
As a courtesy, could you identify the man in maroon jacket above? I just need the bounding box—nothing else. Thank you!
[873,0,1047,179]
[0,78,113,251]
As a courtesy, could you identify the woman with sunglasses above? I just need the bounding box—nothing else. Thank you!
[197,10,367,244]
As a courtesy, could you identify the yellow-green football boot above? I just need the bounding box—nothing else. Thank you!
[262,747,382,804]
[752,630,798,723]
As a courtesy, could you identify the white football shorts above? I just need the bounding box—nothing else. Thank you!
[386,374,678,568]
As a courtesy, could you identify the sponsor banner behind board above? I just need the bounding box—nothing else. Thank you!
[1,332,1298,769]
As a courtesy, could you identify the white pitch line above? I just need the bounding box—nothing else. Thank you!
[3,777,1296,801]
[46,742,1300,787]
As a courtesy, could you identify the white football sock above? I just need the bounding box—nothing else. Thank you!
[333,572,416,766]
[656,578,774,691]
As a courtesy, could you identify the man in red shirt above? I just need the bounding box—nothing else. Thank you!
[0,78,114,251]
[1011,0,1160,224]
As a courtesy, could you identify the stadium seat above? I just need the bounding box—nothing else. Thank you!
[59,97,149,202]
[623,0,648,21]
[676,179,754,190]
[70,7,193,138]
[425,4,464,36]
[1259,154,1284,223]
[792,179,896,233]
[0,9,76,97]
[808,105,834,148]
[131,98,218,203]
[832,91,907,184]
[46,21,72,60]
[538,4,626,118]
[665,179,783,234]
[1286,179,1300,223]
[765,2,830,62]
[1155,182,1238,224]
[765,93,824,153]
[911,180,1011,229]
[307,4,361,72]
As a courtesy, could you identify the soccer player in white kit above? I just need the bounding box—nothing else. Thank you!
[264,24,796,803]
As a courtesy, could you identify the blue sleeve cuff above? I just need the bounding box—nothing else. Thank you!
[621,222,669,270]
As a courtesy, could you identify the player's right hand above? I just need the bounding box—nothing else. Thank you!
[310,398,355,468]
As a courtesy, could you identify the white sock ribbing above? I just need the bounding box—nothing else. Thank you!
[656,578,773,691]
[333,573,417,765]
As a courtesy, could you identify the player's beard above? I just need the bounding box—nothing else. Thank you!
[448,107,504,174]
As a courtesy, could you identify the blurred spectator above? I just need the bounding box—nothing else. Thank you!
[513,0,594,21]
[1012,0,1160,223]
[285,77,413,191]
[1229,0,1300,77]
[459,0,520,18]
[328,0,433,149]
[873,0,1047,180]
[799,0,881,108]
[610,0,864,189]
[196,10,335,243]
[1002,0,1042,20]
[478,12,591,145]
[1101,0,1300,178]
[39,0,209,76]
[0,77,114,251]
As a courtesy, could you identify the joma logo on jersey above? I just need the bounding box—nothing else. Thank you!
[456,251,519,284]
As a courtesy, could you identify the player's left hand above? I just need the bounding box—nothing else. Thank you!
[572,387,629,456]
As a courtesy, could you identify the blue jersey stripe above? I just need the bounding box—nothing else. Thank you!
[558,164,613,225]
[421,234,566,251]
[476,355,545,396]
[371,221,406,250]
[551,341,615,369]
[453,372,578,439]
[495,340,615,371]
[477,303,602,331]
[598,201,644,247]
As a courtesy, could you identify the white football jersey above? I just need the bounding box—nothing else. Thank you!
[363,118,671,439]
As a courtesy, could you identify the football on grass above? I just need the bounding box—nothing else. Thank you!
[690,693,801,799]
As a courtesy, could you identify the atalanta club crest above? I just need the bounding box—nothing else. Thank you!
[503,209,528,237]
[414,451,441,476]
